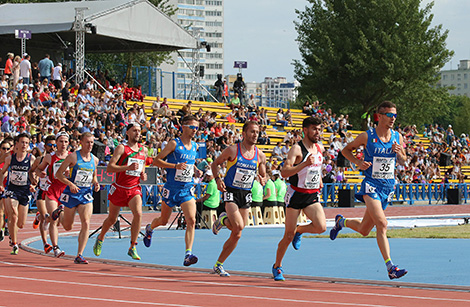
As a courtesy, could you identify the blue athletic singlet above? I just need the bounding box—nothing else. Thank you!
[60,151,96,208]
[224,143,259,191]
[7,153,32,193]
[165,138,198,188]
[363,128,400,188]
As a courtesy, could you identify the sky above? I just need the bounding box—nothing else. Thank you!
[224,0,470,83]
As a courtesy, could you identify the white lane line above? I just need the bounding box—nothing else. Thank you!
[1,261,469,304]
[0,289,198,307]
[0,275,391,307]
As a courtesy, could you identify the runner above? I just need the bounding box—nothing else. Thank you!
[272,116,327,281]
[0,133,37,255]
[143,115,201,266]
[210,120,267,277]
[93,123,147,260]
[0,138,13,242]
[30,135,55,254]
[35,131,70,258]
[55,132,100,264]
[330,100,408,280]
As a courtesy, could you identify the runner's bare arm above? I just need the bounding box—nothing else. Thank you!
[35,153,51,178]
[394,134,407,166]
[281,144,306,178]
[153,140,183,169]
[28,155,37,186]
[106,144,135,173]
[0,155,11,191]
[93,156,100,192]
[257,149,267,185]
[211,144,237,192]
[342,132,371,170]
[56,152,78,192]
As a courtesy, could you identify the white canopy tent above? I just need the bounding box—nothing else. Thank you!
[0,0,197,53]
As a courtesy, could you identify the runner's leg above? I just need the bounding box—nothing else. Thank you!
[149,201,173,229]
[97,202,121,241]
[5,198,18,244]
[274,207,300,268]
[297,202,326,234]
[216,203,248,264]
[76,203,93,256]
[180,198,196,251]
[46,197,60,246]
[128,195,143,245]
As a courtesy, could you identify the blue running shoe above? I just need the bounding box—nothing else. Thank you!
[212,212,227,235]
[213,264,230,277]
[292,232,302,250]
[329,214,343,240]
[143,224,153,248]
[388,265,408,279]
[74,254,89,264]
[183,254,198,266]
[272,265,285,281]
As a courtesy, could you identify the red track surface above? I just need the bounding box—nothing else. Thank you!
[1,205,469,307]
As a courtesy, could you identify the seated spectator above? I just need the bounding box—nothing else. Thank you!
[272,142,283,160]
[276,109,288,127]
[257,125,270,145]
[228,93,240,109]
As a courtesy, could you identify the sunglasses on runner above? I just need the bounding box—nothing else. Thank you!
[184,125,198,130]
[380,112,397,119]
[46,143,57,147]
[1,147,10,150]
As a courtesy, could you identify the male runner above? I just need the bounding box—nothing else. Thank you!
[35,131,70,257]
[272,116,327,281]
[30,135,55,253]
[0,133,37,255]
[55,132,100,264]
[94,123,147,260]
[0,138,13,242]
[211,120,267,277]
[330,100,408,279]
[143,115,201,266]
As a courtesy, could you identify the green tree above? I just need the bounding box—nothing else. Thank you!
[294,0,453,129]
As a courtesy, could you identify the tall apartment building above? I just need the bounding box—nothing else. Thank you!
[162,0,224,98]
[438,60,470,97]
[263,77,300,103]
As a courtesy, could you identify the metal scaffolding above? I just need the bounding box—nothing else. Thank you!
[188,27,202,101]
[73,7,88,84]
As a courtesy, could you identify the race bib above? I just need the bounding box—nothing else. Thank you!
[60,193,69,203]
[372,157,395,179]
[223,191,234,202]
[53,161,62,177]
[175,165,194,182]
[39,177,50,191]
[125,158,144,177]
[10,170,27,186]
[304,167,321,189]
[233,168,255,189]
[84,193,93,202]
[109,185,116,195]
[162,187,170,199]
[74,170,93,187]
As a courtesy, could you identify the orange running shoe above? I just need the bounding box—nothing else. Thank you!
[33,212,40,229]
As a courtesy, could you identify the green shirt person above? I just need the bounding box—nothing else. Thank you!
[197,170,220,209]
[251,178,264,204]
[264,178,277,202]
[274,174,287,205]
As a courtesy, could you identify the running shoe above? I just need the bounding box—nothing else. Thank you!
[74,254,89,264]
[0,228,4,242]
[183,254,198,267]
[51,204,64,221]
[53,247,65,258]
[213,264,230,277]
[33,212,40,229]
[388,265,408,280]
[329,214,344,241]
[43,214,50,231]
[44,243,53,254]
[272,265,285,281]
[143,224,153,248]
[11,244,19,255]
[212,212,227,235]
[93,238,103,256]
[292,232,302,250]
[128,246,141,260]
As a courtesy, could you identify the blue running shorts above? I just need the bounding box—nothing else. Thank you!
[355,180,395,210]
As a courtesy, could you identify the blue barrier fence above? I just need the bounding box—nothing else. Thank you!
[28,183,468,211]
